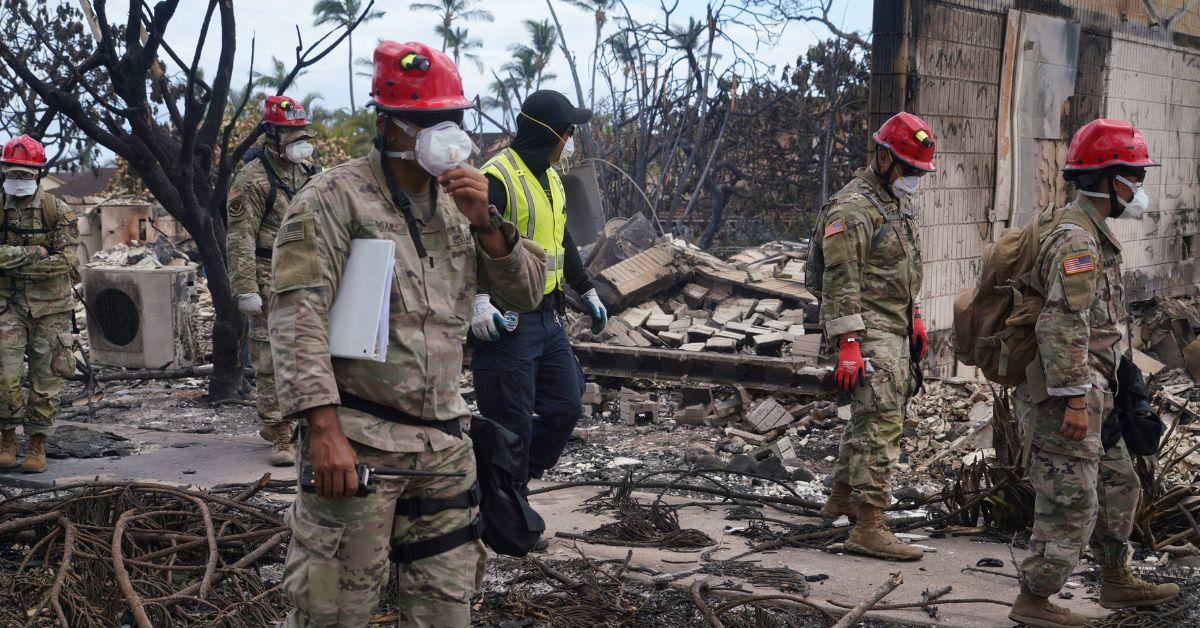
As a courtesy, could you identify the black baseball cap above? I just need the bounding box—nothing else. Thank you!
[520,90,592,133]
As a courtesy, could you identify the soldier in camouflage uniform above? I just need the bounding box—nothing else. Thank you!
[1008,120,1178,628]
[812,113,933,561]
[269,42,546,627]
[226,95,318,466]
[0,135,78,474]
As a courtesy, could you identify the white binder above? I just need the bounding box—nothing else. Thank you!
[328,239,395,362]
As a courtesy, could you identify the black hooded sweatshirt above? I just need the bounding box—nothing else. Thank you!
[485,113,593,299]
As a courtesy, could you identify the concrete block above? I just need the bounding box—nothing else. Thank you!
[645,314,674,332]
[658,330,686,347]
[623,401,658,425]
[754,299,783,317]
[779,309,806,322]
[619,307,651,328]
[669,317,692,331]
[688,326,716,342]
[679,342,707,352]
[714,330,746,344]
[724,426,769,446]
[705,337,738,353]
[681,283,710,308]
[744,398,796,434]
[751,332,790,355]
[674,405,713,426]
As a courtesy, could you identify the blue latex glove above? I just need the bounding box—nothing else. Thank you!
[582,288,608,334]
[471,294,505,341]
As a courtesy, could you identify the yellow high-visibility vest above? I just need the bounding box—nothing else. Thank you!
[481,147,566,295]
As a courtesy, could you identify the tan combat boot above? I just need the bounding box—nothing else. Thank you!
[21,434,46,473]
[819,481,857,521]
[1008,592,1087,627]
[1099,565,1180,609]
[843,504,922,561]
[268,424,295,467]
[0,429,17,468]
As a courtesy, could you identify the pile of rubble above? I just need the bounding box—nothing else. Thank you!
[573,213,819,360]
[86,239,192,269]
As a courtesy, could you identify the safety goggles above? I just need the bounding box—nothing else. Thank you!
[3,169,37,180]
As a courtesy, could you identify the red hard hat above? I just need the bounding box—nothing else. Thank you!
[1063,119,1158,173]
[873,112,936,172]
[368,41,471,112]
[0,135,46,168]
[263,95,310,127]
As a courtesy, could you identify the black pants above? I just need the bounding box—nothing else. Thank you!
[471,309,585,483]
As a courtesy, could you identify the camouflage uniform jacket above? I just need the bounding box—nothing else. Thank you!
[269,148,548,452]
[0,188,78,317]
[1030,195,1125,397]
[814,168,923,338]
[227,151,314,298]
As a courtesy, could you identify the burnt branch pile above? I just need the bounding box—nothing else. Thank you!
[0,477,289,627]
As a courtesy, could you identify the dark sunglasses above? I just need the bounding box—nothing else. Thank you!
[565,125,576,138]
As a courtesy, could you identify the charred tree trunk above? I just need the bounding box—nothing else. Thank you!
[698,180,735,250]
[0,0,374,398]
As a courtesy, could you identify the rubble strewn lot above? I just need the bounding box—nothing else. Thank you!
[4,240,1200,625]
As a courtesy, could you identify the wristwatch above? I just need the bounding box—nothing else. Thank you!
[470,204,504,236]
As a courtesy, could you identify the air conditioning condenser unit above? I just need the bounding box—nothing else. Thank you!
[82,265,199,369]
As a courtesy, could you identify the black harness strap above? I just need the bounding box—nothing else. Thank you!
[394,483,480,519]
[337,389,463,438]
[378,149,428,259]
[258,153,296,212]
[389,517,483,564]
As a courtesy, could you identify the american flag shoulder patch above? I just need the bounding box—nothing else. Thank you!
[1062,252,1095,275]
[275,220,306,246]
[824,220,845,237]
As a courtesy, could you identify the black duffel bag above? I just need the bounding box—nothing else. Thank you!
[1102,355,1164,456]
[470,415,545,556]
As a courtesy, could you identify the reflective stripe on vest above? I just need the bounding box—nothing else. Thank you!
[481,148,567,295]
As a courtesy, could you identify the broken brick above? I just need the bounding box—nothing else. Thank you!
[744,398,796,434]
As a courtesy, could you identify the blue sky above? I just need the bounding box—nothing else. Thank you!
[81,0,872,115]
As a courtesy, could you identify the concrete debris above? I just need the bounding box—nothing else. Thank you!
[576,230,820,369]
[86,239,191,269]
[1136,296,1200,371]
[744,397,796,434]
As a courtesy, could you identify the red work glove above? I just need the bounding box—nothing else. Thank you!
[912,307,928,362]
[835,338,866,391]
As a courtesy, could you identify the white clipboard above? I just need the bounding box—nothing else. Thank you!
[328,239,394,362]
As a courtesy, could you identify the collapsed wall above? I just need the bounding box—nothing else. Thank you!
[871,0,1200,375]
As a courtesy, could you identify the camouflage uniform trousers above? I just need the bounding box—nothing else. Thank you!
[282,428,486,627]
[0,306,73,437]
[1014,379,1140,597]
[248,288,284,429]
[830,329,915,509]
